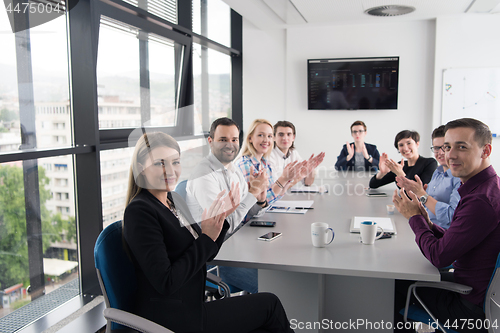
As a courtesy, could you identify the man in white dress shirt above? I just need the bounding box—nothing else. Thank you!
[186,118,268,294]
[187,117,268,236]
[269,120,325,186]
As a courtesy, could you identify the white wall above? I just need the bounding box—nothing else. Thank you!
[286,20,436,173]
[242,18,287,126]
[433,14,500,169]
[243,19,437,177]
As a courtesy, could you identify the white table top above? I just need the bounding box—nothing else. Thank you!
[212,175,440,282]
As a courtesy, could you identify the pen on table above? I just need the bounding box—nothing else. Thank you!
[295,207,314,210]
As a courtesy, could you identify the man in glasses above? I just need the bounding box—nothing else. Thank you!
[395,125,461,229]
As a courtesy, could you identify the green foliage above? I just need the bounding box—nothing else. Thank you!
[0,164,75,289]
[0,108,18,122]
[12,299,31,310]
[0,165,28,289]
[51,213,76,243]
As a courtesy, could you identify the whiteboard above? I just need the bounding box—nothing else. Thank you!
[442,67,500,135]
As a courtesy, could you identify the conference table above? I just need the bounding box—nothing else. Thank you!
[211,173,440,332]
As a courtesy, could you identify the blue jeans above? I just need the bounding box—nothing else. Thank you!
[207,265,258,294]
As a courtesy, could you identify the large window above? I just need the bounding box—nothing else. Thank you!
[97,18,180,129]
[100,147,134,229]
[192,0,230,47]
[0,10,78,331]
[0,158,77,325]
[0,14,72,153]
[193,43,232,135]
[0,0,241,331]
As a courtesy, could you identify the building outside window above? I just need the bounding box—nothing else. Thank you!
[0,0,241,331]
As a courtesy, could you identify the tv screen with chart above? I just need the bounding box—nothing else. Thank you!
[308,57,399,110]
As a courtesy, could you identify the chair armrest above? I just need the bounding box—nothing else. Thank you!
[103,308,174,333]
[206,272,231,298]
[403,280,473,333]
[413,281,473,294]
[207,272,222,284]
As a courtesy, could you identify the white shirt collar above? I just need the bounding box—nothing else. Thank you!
[273,146,291,159]
[207,152,236,173]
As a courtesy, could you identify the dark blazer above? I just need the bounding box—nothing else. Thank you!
[335,142,380,171]
[123,190,229,332]
[369,155,437,189]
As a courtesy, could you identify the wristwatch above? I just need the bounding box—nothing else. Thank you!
[419,193,429,205]
[367,155,373,163]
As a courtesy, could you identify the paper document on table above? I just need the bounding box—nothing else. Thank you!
[267,200,314,214]
[350,216,397,234]
[290,184,328,193]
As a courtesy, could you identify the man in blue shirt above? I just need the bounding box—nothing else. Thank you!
[396,125,461,229]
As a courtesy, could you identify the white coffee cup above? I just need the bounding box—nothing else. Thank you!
[360,221,384,245]
[311,222,335,247]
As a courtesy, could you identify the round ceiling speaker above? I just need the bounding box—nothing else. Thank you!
[364,5,415,16]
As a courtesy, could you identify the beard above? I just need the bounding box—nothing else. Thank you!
[213,144,239,164]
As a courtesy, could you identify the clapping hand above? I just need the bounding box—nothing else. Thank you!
[299,152,326,179]
[385,158,405,177]
[221,182,241,217]
[392,188,432,228]
[201,191,227,241]
[346,141,355,161]
[378,153,390,174]
[360,143,370,160]
[256,187,267,203]
[396,175,427,196]
[248,166,269,196]
[282,161,301,182]
[309,152,326,170]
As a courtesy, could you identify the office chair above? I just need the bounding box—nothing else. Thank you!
[174,179,188,201]
[402,252,500,333]
[94,220,230,333]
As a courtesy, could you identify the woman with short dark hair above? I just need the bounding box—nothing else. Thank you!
[335,120,380,172]
[369,129,437,189]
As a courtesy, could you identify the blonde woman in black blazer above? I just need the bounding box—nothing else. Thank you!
[123,132,294,333]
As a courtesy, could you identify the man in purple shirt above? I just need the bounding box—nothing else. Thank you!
[393,118,500,332]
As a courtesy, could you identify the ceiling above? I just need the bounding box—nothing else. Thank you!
[223,0,500,29]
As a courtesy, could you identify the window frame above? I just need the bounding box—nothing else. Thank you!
[1,0,242,330]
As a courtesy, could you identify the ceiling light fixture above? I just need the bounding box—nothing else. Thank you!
[365,5,415,16]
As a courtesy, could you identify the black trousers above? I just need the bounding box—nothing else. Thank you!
[193,292,295,333]
[394,274,486,333]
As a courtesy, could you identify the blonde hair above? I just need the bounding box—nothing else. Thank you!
[240,119,274,159]
[125,132,181,206]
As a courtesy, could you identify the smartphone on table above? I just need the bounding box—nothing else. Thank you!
[249,221,276,227]
[257,232,282,241]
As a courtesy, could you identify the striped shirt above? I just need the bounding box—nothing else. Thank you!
[235,155,282,204]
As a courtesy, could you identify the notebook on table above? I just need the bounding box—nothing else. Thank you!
[350,216,397,234]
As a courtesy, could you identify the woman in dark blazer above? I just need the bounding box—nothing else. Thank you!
[123,132,294,333]
[335,120,380,171]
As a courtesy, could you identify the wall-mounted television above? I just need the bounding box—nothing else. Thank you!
[307,56,399,110]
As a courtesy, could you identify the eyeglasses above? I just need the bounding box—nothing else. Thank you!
[430,146,444,153]
[351,130,365,135]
